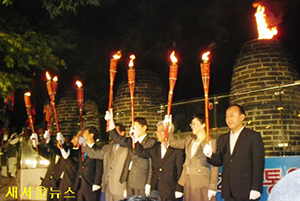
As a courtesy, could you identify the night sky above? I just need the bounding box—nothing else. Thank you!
[72,0,300,101]
[3,0,300,130]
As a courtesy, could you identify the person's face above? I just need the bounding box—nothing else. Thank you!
[116,126,125,136]
[190,117,205,135]
[225,106,245,133]
[83,129,94,142]
[134,121,147,138]
[156,124,166,143]
[71,134,80,148]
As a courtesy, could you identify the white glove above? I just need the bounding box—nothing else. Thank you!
[43,130,50,144]
[208,189,217,200]
[56,132,64,144]
[60,148,70,159]
[163,115,172,131]
[92,184,101,192]
[249,190,261,200]
[203,141,212,158]
[130,126,137,143]
[78,136,86,146]
[175,191,183,198]
[145,184,151,196]
[30,133,38,147]
[123,189,127,198]
[104,108,115,131]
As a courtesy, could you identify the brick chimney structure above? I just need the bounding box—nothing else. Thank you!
[53,91,101,138]
[113,69,167,136]
[230,39,300,156]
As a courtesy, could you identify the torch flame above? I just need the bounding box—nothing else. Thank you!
[202,51,210,62]
[76,80,83,88]
[24,92,31,97]
[254,4,278,39]
[129,55,136,68]
[53,76,58,82]
[170,51,178,63]
[46,71,51,81]
[113,51,122,60]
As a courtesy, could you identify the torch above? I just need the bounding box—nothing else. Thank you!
[128,54,136,148]
[76,80,85,161]
[200,51,211,144]
[107,51,122,132]
[46,72,60,133]
[24,92,39,155]
[164,51,178,148]
[46,72,62,147]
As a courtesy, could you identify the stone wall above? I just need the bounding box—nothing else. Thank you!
[230,39,300,156]
[52,91,101,139]
[113,69,167,136]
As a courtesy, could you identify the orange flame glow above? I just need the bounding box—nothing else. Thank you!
[46,71,51,81]
[53,76,58,82]
[76,80,83,88]
[170,51,178,64]
[113,51,122,60]
[24,92,31,97]
[129,55,136,68]
[201,51,210,63]
[254,4,278,39]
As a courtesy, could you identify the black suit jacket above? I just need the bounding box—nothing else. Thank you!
[208,127,265,199]
[136,142,184,201]
[74,144,103,193]
[39,141,65,190]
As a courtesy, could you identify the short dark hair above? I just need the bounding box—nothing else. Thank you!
[135,117,148,128]
[115,123,126,132]
[228,104,246,115]
[120,195,157,201]
[85,126,99,141]
[191,113,205,124]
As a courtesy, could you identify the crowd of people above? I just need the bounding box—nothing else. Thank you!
[4,104,265,201]
[0,126,19,183]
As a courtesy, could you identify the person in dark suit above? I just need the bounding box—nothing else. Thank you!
[30,131,65,201]
[55,132,79,201]
[135,120,184,201]
[74,126,103,201]
[105,109,156,197]
[203,104,265,201]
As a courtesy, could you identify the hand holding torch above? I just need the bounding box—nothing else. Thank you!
[76,80,85,161]
[200,51,211,144]
[128,55,136,148]
[165,51,178,148]
[107,51,121,132]
[46,72,62,146]
[24,92,39,155]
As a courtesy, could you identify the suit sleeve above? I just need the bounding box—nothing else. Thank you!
[84,145,105,159]
[175,149,184,192]
[93,158,103,186]
[251,132,265,193]
[109,129,132,148]
[208,136,226,166]
[135,142,151,158]
[146,157,153,185]
[208,139,219,191]
[168,130,186,149]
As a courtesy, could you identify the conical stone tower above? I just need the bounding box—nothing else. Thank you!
[113,69,167,136]
[230,39,300,156]
[54,91,101,138]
